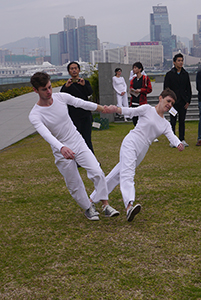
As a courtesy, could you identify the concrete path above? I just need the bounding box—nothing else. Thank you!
[0,87,61,151]
[0,83,197,151]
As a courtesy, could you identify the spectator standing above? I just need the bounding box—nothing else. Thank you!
[112,68,129,121]
[164,53,192,147]
[129,63,146,82]
[129,62,152,126]
[196,68,201,146]
[60,61,94,153]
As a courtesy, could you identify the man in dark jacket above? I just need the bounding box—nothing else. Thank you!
[60,61,94,153]
[164,53,192,147]
[196,68,201,146]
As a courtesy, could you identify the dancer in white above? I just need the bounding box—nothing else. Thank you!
[29,72,119,221]
[91,88,184,222]
[112,68,129,121]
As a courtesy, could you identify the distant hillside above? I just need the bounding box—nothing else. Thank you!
[107,42,124,49]
[138,34,150,42]
[0,37,50,56]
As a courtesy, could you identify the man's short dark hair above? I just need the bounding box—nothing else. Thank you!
[160,88,177,102]
[30,72,50,90]
[132,62,144,72]
[173,53,183,62]
[67,61,80,72]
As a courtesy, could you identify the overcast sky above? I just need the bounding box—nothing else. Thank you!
[0,0,200,47]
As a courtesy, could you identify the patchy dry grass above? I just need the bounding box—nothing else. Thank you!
[0,121,201,299]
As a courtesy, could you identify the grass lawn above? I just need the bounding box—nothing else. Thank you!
[0,121,201,300]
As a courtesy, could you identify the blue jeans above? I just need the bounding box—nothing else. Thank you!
[198,101,201,140]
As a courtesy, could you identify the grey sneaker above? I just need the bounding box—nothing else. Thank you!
[181,140,189,147]
[102,205,120,217]
[127,204,141,222]
[91,202,99,216]
[85,205,100,221]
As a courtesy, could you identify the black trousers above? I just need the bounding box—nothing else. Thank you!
[72,115,94,154]
[170,103,187,141]
[132,116,138,126]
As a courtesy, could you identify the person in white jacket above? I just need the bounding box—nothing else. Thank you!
[29,72,119,221]
[112,68,129,120]
[91,88,184,222]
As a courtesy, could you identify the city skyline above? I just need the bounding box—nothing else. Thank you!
[0,0,201,48]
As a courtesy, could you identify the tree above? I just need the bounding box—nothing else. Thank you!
[87,63,99,104]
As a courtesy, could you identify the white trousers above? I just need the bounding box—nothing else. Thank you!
[90,134,149,208]
[116,92,128,108]
[56,139,108,210]
[116,92,129,118]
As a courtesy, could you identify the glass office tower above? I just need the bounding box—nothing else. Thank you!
[77,25,98,62]
[150,6,172,59]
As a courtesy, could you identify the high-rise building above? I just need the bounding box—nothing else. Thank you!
[197,15,201,44]
[78,16,85,28]
[50,16,98,65]
[67,28,78,61]
[50,31,69,65]
[50,33,60,65]
[77,25,98,62]
[58,31,69,65]
[150,6,172,59]
[192,34,199,47]
[0,49,9,64]
[63,15,76,31]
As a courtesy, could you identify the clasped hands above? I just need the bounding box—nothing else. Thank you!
[102,105,119,114]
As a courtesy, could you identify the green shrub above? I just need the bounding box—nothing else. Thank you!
[0,80,66,102]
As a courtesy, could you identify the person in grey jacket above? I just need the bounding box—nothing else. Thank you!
[164,53,192,147]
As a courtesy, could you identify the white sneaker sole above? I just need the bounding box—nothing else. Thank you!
[105,210,120,217]
[84,213,99,221]
[127,204,141,222]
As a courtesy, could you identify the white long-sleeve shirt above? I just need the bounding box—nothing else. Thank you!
[121,104,181,153]
[29,92,97,154]
[112,76,127,95]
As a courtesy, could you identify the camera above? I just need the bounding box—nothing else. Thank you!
[72,78,80,83]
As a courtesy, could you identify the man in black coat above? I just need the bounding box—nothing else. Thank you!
[196,67,201,146]
[60,61,94,153]
[164,53,192,147]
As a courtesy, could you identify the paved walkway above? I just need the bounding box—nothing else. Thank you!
[0,87,61,151]
[0,83,197,151]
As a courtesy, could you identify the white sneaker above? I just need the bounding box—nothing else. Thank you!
[127,204,141,222]
[102,205,120,217]
[153,138,159,142]
[181,140,189,147]
[169,142,176,148]
[85,205,100,221]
